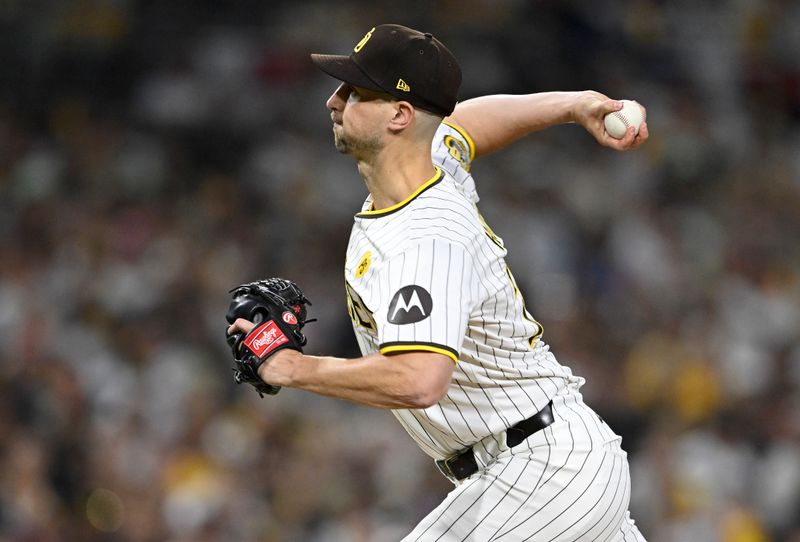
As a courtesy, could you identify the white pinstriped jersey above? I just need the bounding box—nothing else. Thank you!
[344,121,585,460]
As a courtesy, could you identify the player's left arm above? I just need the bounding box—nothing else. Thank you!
[228,315,454,409]
[445,90,648,158]
[262,349,454,409]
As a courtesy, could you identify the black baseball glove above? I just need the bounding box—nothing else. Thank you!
[225,278,312,397]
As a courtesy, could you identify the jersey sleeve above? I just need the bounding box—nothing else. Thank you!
[373,238,476,363]
[431,122,480,204]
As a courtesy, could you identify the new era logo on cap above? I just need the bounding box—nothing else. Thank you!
[310,24,461,117]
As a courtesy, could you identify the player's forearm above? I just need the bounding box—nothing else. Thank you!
[260,350,450,409]
[447,91,583,157]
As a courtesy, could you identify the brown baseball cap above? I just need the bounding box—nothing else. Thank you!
[311,24,462,117]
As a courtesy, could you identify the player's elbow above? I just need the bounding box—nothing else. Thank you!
[385,351,454,408]
[396,359,453,408]
[408,379,450,408]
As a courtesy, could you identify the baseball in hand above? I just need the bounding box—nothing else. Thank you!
[604,100,644,139]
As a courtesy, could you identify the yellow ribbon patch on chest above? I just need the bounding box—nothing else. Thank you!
[355,251,372,278]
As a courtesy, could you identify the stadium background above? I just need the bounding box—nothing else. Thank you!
[1,1,799,540]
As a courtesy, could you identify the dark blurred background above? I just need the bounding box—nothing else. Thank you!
[1,1,799,541]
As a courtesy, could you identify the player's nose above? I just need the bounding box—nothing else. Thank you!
[326,83,347,112]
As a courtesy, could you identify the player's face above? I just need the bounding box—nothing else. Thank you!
[326,83,394,157]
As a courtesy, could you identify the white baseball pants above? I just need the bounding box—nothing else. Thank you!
[403,394,647,541]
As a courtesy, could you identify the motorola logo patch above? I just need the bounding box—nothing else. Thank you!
[387,285,433,324]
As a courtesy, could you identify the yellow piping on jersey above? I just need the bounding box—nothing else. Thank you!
[356,167,444,219]
[380,343,459,363]
[442,120,476,162]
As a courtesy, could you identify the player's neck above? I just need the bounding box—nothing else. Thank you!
[356,144,437,211]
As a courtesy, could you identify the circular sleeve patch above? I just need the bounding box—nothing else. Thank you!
[387,285,433,324]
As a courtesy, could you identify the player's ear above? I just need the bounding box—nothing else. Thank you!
[387,101,415,132]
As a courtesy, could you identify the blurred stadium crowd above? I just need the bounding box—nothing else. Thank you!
[1,1,799,541]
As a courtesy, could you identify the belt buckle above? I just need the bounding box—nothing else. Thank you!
[437,448,478,481]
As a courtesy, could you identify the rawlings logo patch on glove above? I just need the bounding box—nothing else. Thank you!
[245,321,289,357]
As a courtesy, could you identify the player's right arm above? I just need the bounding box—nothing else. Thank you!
[445,90,648,157]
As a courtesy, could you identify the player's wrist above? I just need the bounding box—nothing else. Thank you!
[566,91,586,124]
[569,91,595,125]
[570,90,605,126]
[258,348,301,387]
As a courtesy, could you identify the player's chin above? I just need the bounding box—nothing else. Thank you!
[333,138,348,154]
[332,133,349,154]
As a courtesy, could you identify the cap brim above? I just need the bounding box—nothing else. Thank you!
[310,53,385,93]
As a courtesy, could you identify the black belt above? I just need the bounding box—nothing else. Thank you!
[436,401,554,481]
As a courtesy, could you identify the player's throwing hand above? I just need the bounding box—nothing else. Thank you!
[572,90,649,151]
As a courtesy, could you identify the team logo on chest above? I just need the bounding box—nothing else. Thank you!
[387,285,433,324]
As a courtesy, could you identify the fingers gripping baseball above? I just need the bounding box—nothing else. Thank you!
[224,278,313,397]
[573,91,648,151]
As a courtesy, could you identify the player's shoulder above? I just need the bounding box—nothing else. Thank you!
[416,168,477,216]
[407,172,485,246]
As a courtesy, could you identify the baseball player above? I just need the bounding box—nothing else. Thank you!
[228,24,648,540]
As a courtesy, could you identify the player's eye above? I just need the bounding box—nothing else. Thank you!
[344,84,365,98]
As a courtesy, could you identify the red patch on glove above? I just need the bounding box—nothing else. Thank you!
[244,321,288,359]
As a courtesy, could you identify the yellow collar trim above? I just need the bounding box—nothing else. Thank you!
[356,167,444,219]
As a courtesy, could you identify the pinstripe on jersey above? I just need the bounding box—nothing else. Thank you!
[344,123,585,461]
